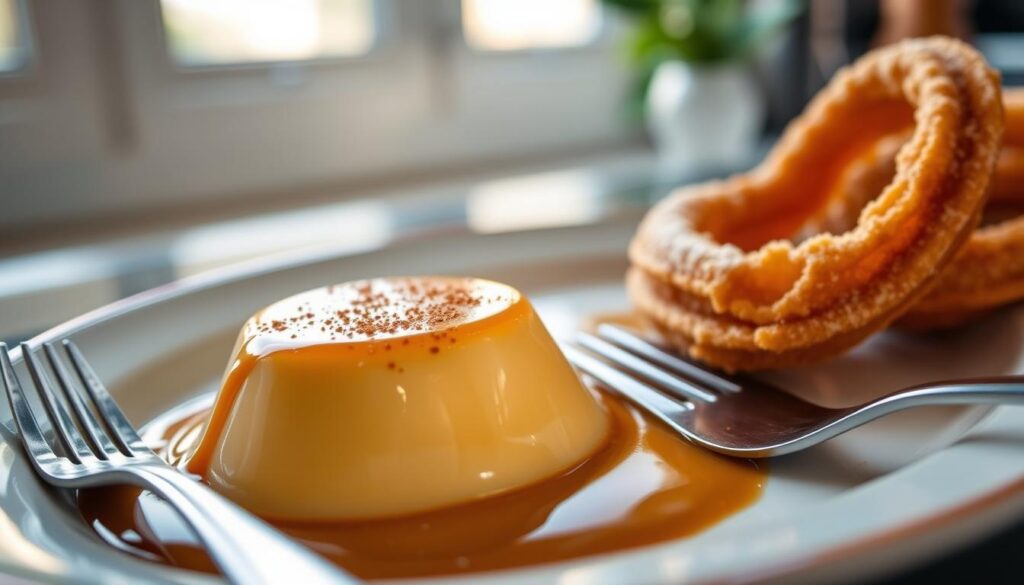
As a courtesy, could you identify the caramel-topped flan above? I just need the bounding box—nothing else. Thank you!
[184,277,610,521]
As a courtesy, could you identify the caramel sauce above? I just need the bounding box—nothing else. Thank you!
[78,392,765,579]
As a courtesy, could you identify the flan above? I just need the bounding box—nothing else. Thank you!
[184,276,610,521]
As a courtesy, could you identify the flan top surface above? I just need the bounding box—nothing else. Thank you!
[243,276,520,355]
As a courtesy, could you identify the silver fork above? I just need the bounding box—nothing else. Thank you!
[0,341,359,585]
[564,324,1024,457]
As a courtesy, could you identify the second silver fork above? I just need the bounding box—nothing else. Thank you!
[1,340,359,585]
[565,324,1024,457]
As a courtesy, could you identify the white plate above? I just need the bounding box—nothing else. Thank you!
[2,218,1023,585]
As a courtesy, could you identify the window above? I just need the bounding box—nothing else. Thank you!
[0,0,31,72]
[1,1,631,230]
[462,0,602,51]
[160,0,377,66]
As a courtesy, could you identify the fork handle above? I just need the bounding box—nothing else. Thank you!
[127,464,359,584]
[873,379,1024,413]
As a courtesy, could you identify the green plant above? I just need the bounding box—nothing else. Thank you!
[605,0,802,65]
[604,0,803,114]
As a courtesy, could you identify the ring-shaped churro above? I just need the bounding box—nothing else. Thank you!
[813,89,1024,329]
[628,37,1004,371]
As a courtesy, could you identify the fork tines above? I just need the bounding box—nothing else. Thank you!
[1,340,151,473]
[567,324,740,407]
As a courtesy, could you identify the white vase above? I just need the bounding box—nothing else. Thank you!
[645,61,765,181]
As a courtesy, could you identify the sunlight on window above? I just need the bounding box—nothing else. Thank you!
[462,0,601,51]
[161,0,376,66]
[0,0,30,72]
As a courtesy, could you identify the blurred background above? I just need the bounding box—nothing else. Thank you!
[3,0,1024,344]
[1,0,1023,346]
[0,1,1022,582]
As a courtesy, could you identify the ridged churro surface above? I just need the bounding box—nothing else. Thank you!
[629,37,1004,370]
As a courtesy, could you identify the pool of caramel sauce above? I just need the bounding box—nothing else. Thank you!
[78,388,764,579]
